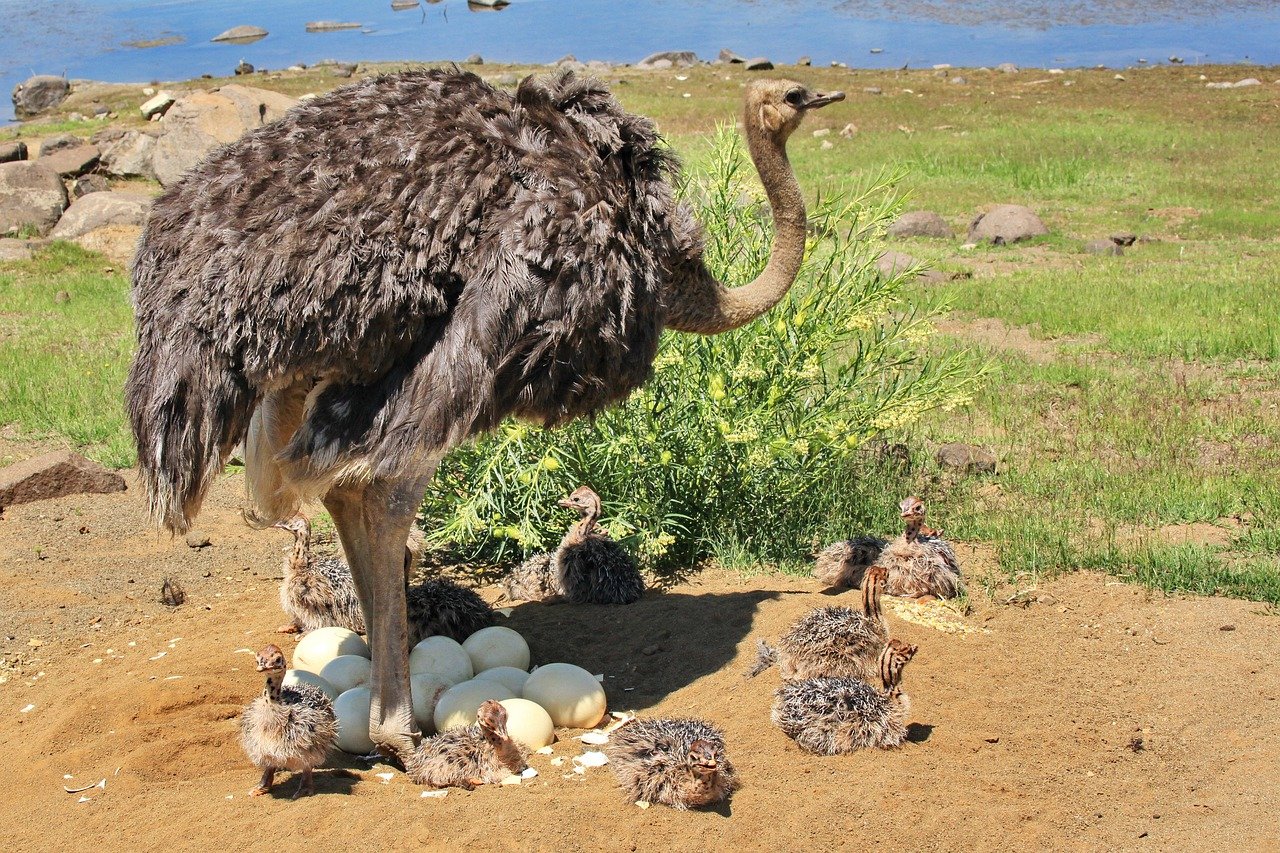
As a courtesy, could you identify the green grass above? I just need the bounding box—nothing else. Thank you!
[0,243,135,467]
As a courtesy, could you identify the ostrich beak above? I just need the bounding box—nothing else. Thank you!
[557,498,576,509]
[803,90,845,109]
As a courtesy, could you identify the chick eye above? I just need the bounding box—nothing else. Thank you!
[785,89,805,106]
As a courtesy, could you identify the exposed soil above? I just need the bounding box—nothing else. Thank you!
[2,473,1278,851]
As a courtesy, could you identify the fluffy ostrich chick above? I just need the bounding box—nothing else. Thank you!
[607,717,739,809]
[406,700,529,789]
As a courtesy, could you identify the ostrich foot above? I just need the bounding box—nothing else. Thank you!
[373,732,418,769]
[291,769,315,799]
[250,767,275,796]
[462,777,483,790]
[276,622,301,634]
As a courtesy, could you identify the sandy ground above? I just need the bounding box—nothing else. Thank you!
[1,471,1278,851]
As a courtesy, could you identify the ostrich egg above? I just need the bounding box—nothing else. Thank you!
[293,627,370,673]
[318,655,372,695]
[333,687,374,754]
[497,698,555,750]
[462,626,531,672]
[282,668,338,701]
[521,663,607,728]
[409,636,474,685]
[473,665,531,695]
[411,672,452,734]
[432,679,516,732]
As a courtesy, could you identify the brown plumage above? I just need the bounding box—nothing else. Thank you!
[876,496,963,600]
[405,700,529,789]
[239,644,338,798]
[125,69,844,763]
[771,640,915,754]
[607,717,739,809]
[811,535,886,588]
[275,515,492,642]
[752,567,909,681]
[502,551,563,603]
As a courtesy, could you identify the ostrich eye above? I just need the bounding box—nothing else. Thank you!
[785,89,805,107]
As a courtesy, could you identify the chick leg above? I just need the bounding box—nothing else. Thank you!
[250,767,275,796]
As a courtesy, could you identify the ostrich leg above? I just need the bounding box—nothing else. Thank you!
[323,467,437,764]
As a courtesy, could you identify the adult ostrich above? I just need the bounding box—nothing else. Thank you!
[125,68,843,764]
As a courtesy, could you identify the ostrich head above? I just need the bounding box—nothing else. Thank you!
[254,644,287,674]
[687,738,721,782]
[558,485,602,521]
[273,514,312,539]
[476,700,509,744]
[744,80,845,143]
[899,496,926,522]
[880,639,918,689]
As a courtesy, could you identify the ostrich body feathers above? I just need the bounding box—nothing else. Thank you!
[771,677,909,755]
[240,682,337,773]
[607,717,739,809]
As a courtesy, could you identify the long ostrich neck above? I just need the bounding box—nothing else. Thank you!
[263,670,283,702]
[665,114,806,334]
[576,503,601,536]
[903,516,922,543]
[485,730,526,773]
[289,529,310,575]
[863,571,883,622]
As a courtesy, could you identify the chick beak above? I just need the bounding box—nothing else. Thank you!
[557,498,576,509]
[804,90,845,109]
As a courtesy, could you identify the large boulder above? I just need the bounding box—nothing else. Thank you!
[888,210,953,239]
[935,443,997,475]
[211,25,269,43]
[152,85,299,186]
[0,161,68,236]
[50,191,151,240]
[967,204,1048,245]
[0,450,126,510]
[0,141,27,163]
[38,143,100,178]
[12,75,70,119]
[638,50,699,68]
[95,128,159,179]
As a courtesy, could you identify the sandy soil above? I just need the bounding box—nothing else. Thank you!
[1,472,1278,851]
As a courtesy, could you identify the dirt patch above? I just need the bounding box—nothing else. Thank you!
[1,474,1279,850]
[936,316,1101,362]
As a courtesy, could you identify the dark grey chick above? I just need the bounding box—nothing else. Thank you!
[553,485,644,605]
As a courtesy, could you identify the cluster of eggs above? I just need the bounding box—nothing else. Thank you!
[285,625,606,753]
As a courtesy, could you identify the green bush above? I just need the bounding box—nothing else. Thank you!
[420,128,980,572]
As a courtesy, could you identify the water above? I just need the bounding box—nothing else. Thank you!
[2,0,1277,122]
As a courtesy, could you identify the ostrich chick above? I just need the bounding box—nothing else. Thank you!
[753,567,909,682]
[240,644,338,798]
[502,551,564,603]
[277,516,493,642]
[812,535,887,589]
[877,496,963,601]
[553,486,645,605]
[607,717,739,809]
[770,640,915,755]
[406,700,529,789]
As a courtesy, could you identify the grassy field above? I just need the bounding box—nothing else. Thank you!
[1,62,1277,601]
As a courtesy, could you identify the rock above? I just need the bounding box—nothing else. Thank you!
[235,61,255,76]
[12,75,71,119]
[839,123,858,137]
[185,532,212,548]
[812,128,831,138]
[211,25,268,43]
[997,62,1019,73]
[465,53,484,64]
[718,48,746,64]
[555,54,578,65]
[796,55,812,66]
[0,141,28,163]
[1234,78,1262,87]
[863,86,882,95]
[647,59,673,70]
[0,161,68,236]
[950,76,968,85]
[888,210,953,239]
[1083,238,1122,256]
[37,143,100,178]
[468,0,510,6]
[70,174,110,198]
[967,204,1048,245]
[152,85,299,186]
[493,73,520,87]
[305,21,362,32]
[1168,55,1183,64]
[90,102,110,117]
[745,57,774,71]
[935,443,997,475]
[638,50,698,68]
[50,191,151,240]
[71,224,143,266]
[0,237,35,261]
[876,250,920,277]
[870,48,883,54]
[1110,232,1137,247]
[95,128,159,179]
[39,135,82,157]
[0,450,126,510]
[820,140,834,150]
[392,0,421,8]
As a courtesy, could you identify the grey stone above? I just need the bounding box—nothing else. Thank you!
[211,25,268,43]
[71,174,110,198]
[796,55,812,66]
[0,161,68,236]
[152,85,298,186]
[0,237,35,261]
[95,128,159,179]
[305,20,362,32]
[38,143,100,178]
[39,134,82,156]
[234,61,255,76]
[185,531,212,548]
[555,54,578,65]
[863,86,883,95]
[465,53,484,64]
[876,250,920,277]
[839,123,858,137]
[745,57,774,71]
[12,75,70,119]
[950,76,968,85]
[54,289,70,303]
[647,59,673,70]
[967,204,1048,245]
[718,49,746,64]
[391,0,421,9]
[0,141,27,163]
[997,62,1019,73]
[50,191,152,240]
[493,74,520,87]
[1084,238,1122,256]
[812,128,831,138]
[638,50,698,68]
[888,210,953,239]
[935,443,997,474]
[0,450,126,510]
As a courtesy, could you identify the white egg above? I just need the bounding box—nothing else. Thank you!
[333,687,374,754]
[410,673,451,734]
[462,626,531,672]
[318,655,371,695]
[408,636,474,685]
[282,668,338,701]
[497,698,555,750]
[293,627,370,673]
[522,663,607,728]
[473,665,530,695]
[432,679,516,732]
